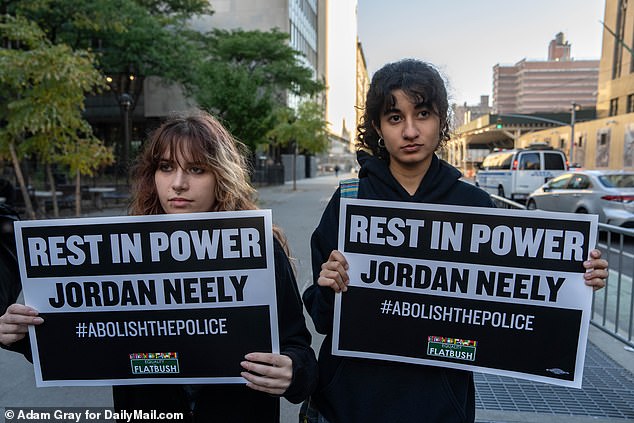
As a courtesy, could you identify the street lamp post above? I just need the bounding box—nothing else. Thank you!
[119,93,133,171]
[106,70,141,179]
[570,102,578,165]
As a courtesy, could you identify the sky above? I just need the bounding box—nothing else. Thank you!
[357,0,606,106]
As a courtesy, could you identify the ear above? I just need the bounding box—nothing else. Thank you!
[371,121,383,139]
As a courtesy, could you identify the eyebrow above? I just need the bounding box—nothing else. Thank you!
[384,102,429,114]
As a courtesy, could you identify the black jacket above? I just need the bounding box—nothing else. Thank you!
[0,204,31,360]
[303,152,494,423]
[112,239,317,422]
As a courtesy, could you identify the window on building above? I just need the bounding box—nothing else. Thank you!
[627,94,634,113]
[610,98,619,116]
[596,130,611,168]
[612,0,628,79]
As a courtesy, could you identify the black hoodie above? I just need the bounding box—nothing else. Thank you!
[303,152,494,423]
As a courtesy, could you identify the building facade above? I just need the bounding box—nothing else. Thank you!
[189,0,321,111]
[516,0,634,170]
[354,41,370,150]
[493,33,599,114]
[596,0,634,118]
[322,0,358,141]
[452,95,492,130]
[191,0,362,176]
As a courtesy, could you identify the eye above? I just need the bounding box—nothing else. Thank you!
[387,114,402,123]
[158,161,173,172]
[418,110,431,118]
[188,165,206,175]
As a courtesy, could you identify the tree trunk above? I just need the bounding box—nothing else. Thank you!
[75,169,81,217]
[8,141,35,219]
[46,163,59,217]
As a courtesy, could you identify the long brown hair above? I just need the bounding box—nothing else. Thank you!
[128,110,292,259]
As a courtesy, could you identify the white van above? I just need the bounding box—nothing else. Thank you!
[475,146,568,201]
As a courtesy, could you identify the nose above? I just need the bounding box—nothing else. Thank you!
[402,118,419,140]
[171,167,188,192]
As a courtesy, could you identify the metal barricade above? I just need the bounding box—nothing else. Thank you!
[490,194,634,347]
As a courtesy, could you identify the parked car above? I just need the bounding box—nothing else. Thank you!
[526,170,634,228]
[475,145,567,201]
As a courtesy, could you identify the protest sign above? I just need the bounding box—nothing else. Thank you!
[333,198,597,388]
[14,210,277,387]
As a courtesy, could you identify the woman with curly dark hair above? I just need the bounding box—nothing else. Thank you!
[303,59,608,423]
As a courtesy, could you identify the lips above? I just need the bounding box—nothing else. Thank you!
[168,198,192,207]
[401,144,421,152]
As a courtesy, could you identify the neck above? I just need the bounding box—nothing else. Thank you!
[389,158,433,196]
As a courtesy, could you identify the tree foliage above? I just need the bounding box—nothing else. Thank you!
[267,101,330,155]
[0,15,113,218]
[7,0,210,92]
[189,29,324,150]
[2,0,209,187]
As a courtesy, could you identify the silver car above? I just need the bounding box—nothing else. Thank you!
[526,170,634,228]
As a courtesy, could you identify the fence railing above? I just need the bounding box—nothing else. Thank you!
[490,194,634,348]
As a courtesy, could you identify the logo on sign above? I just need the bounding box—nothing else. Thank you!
[427,336,477,362]
[130,352,180,375]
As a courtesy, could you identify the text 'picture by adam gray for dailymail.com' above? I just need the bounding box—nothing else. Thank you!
[333,198,598,388]
[14,210,278,387]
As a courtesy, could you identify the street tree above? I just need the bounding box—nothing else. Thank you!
[0,15,111,218]
[267,101,330,154]
[190,29,324,151]
[6,0,210,173]
[267,101,330,190]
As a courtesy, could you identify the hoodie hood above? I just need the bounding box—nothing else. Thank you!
[356,150,462,203]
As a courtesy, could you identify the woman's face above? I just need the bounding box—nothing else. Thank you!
[154,149,217,214]
[376,89,441,173]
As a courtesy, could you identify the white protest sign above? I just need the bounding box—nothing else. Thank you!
[14,210,277,387]
[333,198,597,388]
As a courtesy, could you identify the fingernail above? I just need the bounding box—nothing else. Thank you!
[33,317,44,324]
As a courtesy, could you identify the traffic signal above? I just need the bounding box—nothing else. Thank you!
[496,118,503,129]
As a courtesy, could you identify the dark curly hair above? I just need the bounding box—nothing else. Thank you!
[356,59,451,160]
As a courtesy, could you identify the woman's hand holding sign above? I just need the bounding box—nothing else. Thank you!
[0,304,43,346]
[584,249,608,291]
[240,352,293,395]
[319,250,350,293]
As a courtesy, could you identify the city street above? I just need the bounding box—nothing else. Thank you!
[1,174,633,422]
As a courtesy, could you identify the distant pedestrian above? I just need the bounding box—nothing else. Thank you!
[302,59,608,423]
[0,110,317,422]
[334,164,340,177]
